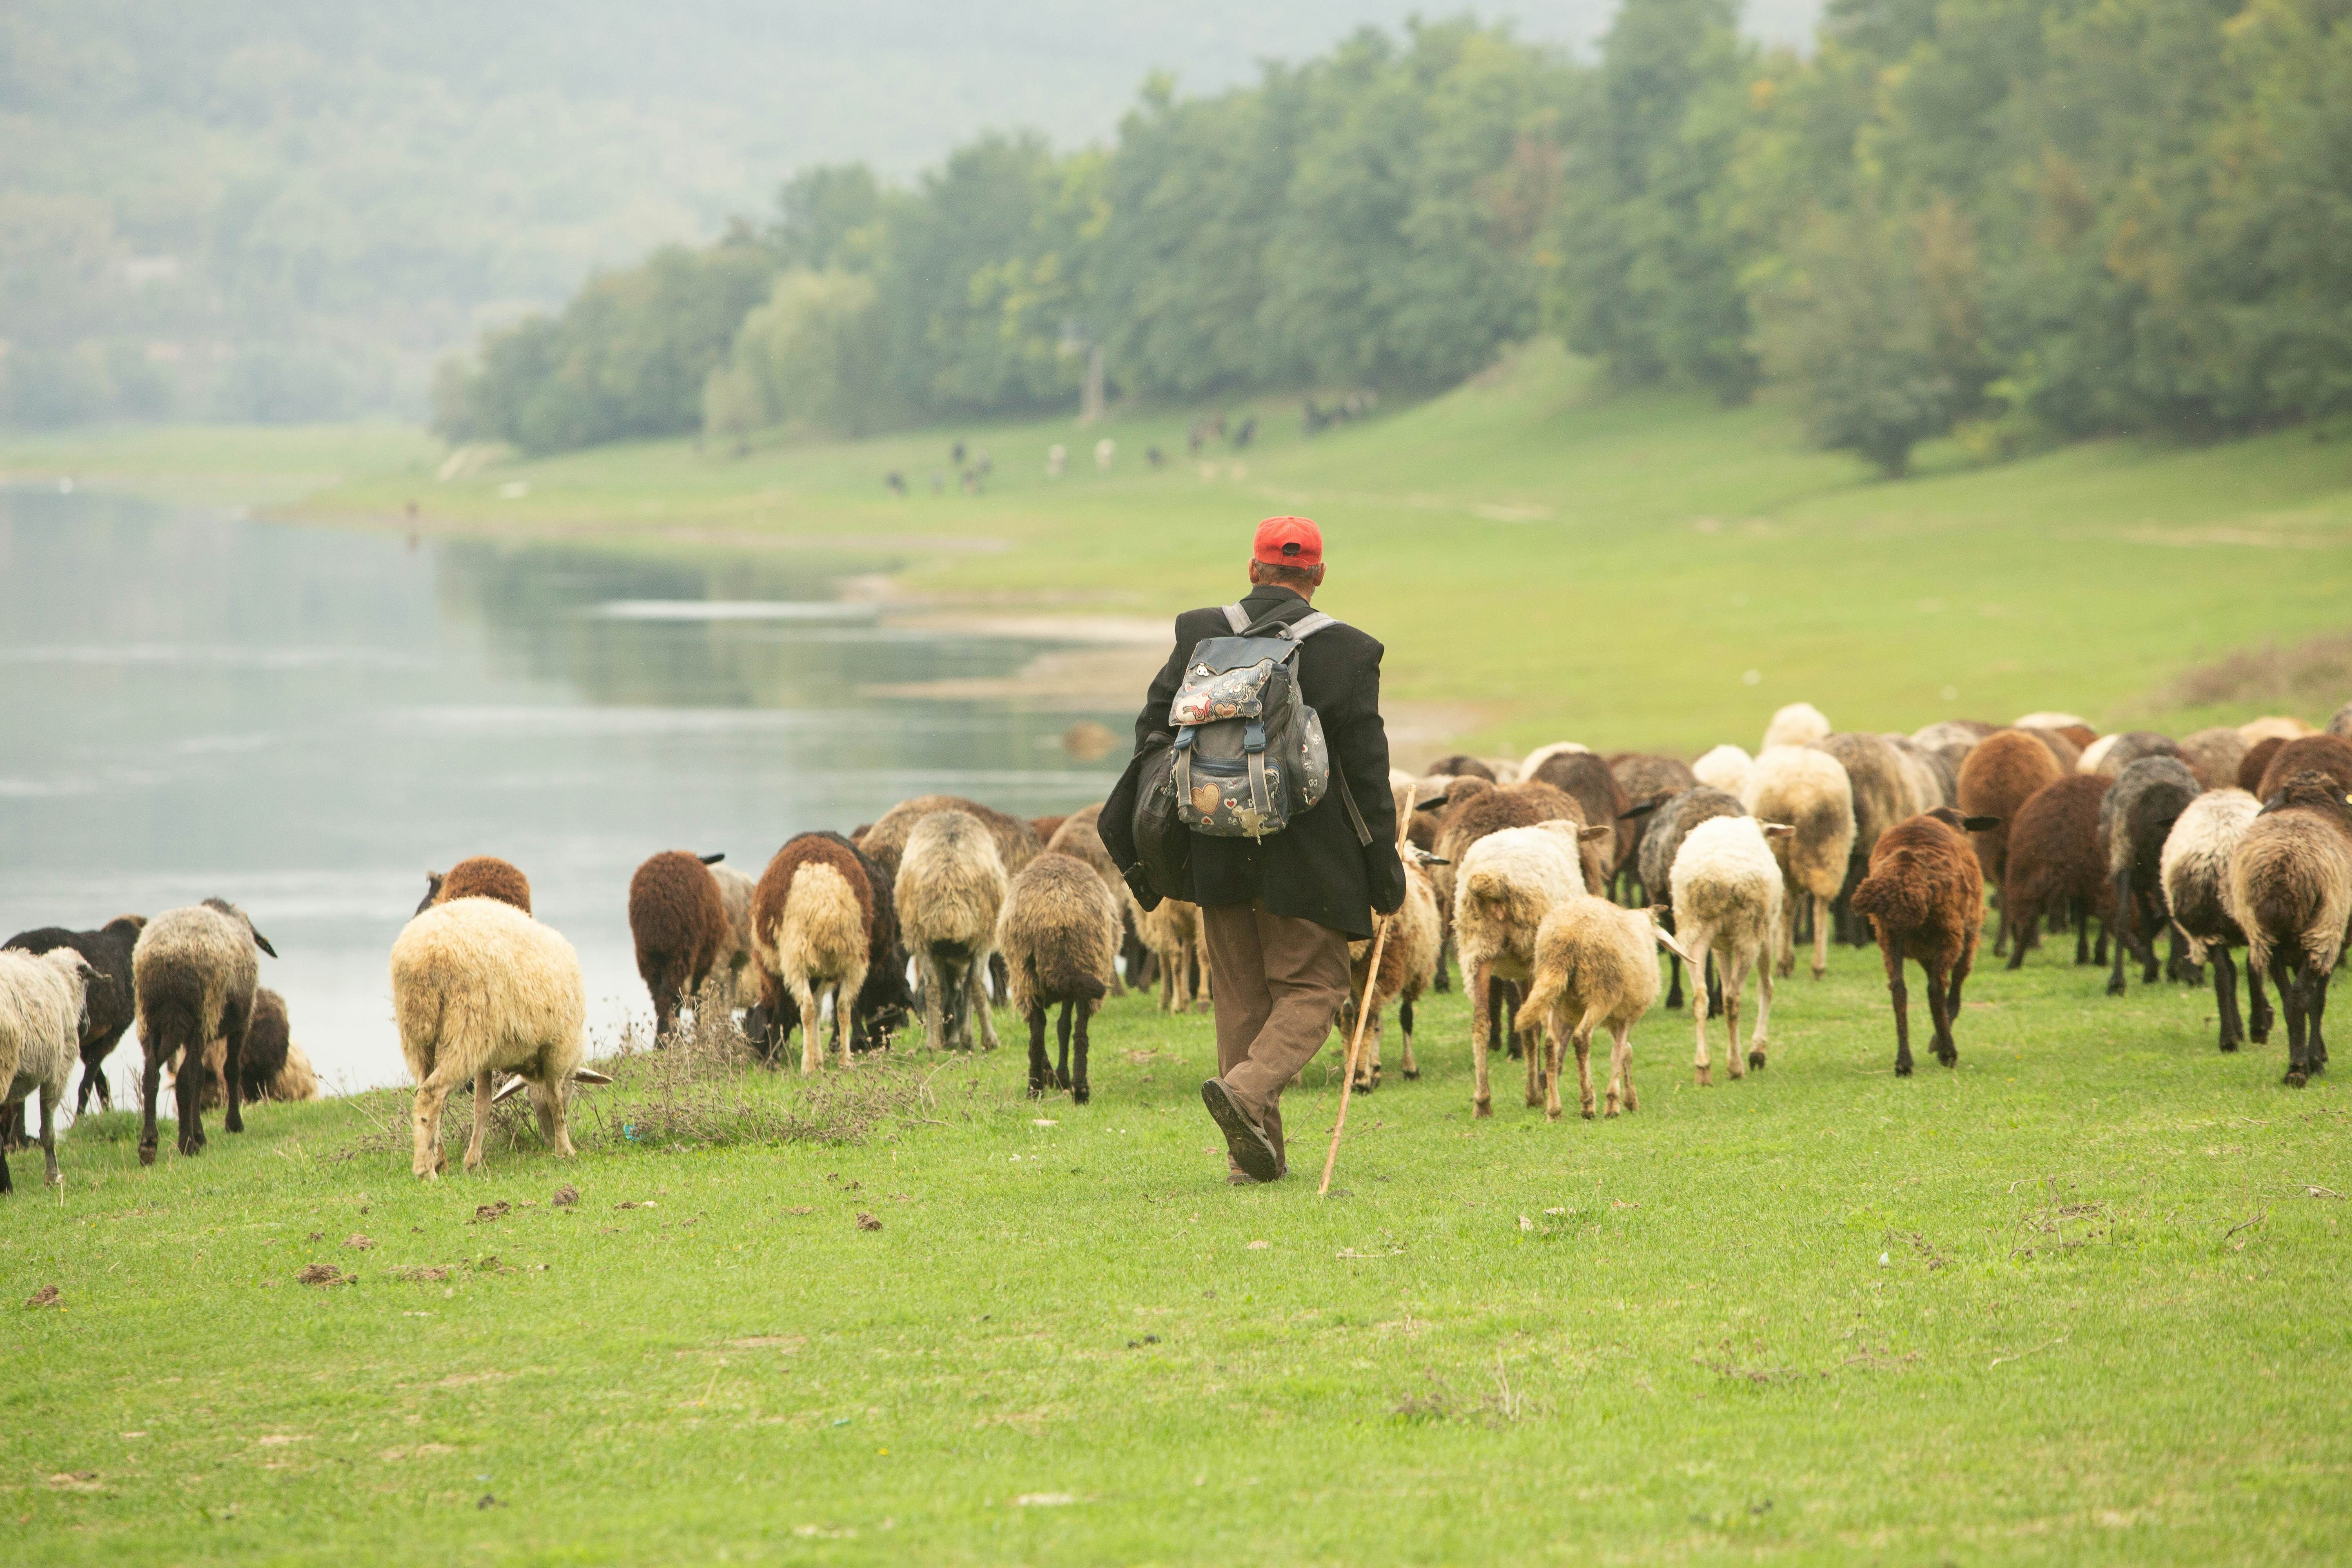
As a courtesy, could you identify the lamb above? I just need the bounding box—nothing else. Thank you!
[749,833,875,1071]
[1527,748,1633,894]
[1514,899,1692,1119]
[183,987,323,1108]
[2098,757,2203,994]
[1762,702,1831,752]
[3,914,144,1114]
[131,899,276,1164]
[390,896,590,1176]
[1454,819,1613,1117]
[856,794,1040,886]
[1343,785,1446,1091]
[417,856,531,915]
[2000,775,2115,969]
[2254,733,2352,800]
[706,860,758,1008]
[1956,729,2065,955]
[1851,808,1998,1076]
[1138,897,1210,1012]
[628,850,732,1041]
[895,809,1006,1052]
[1668,815,1788,1084]
[2159,788,2273,1052]
[1430,778,1596,1051]
[996,851,1122,1102]
[1813,732,1935,944]
[1637,786,1744,1011]
[1692,744,1755,797]
[0,948,93,1192]
[2225,769,2352,1085]
[1742,746,1856,981]
[2178,726,2249,791]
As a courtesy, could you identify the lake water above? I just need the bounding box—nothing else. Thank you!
[0,487,1134,1096]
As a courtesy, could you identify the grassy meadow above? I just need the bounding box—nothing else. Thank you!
[4,944,2348,1564]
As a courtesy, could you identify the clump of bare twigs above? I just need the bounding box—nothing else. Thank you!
[2157,626,2352,712]
[333,1000,956,1168]
[1390,1354,1540,1426]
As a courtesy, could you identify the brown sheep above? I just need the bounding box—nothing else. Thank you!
[2254,733,2352,802]
[2001,775,2114,970]
[418,856,532,916]
[1344,785,1447,1091]
[2226,770,2352,1085]
[1530,750,1633,888]
[1426,754,1497,781]
[1046,805,1140,997]
[1637,786,1744,1013]
[2089,731,2187,778]
[2097,757,2203,994]
[1028,815,1068,847]
[996,851,1121,1103]
[1957,731,2064,956]
[2016,727,2084,772]
[855,795,1042,886]
[1851,808,2000,1076]
[182,987,321,1109]
[747,833,911,1051]
[2237,736,2287,794]
[1814,732,1935,945]
[2178,726,2249,791]
[748,835,875,1070]
[628,851,732,1041]
[1430,778,1594,1057]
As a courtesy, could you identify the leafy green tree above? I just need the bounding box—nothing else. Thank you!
[703,270,887,445]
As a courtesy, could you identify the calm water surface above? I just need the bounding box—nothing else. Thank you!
[0,488,1129,1095]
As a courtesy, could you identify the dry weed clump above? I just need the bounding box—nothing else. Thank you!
[335,1004,951,1167]
[2158,627,2352,711]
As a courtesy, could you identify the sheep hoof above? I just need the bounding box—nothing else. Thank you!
[1072,1086,1090,1106]
[137,1144,157,1168]
[1937,1049,1958,1068]
[2106,976,2127,998]
[1746,1049,1767,1070]
[2252,1029,2271,1045]
[2219,1040,2239,1054]
[1895,1059,1913,1078]
[1401,1068,1419,1081]
[1693,1066,1712,1087]
[1580,1106,1595,1121]
[2285,1069,2309,1088]
[1472,1098,1491,1119]
[1810,966,1826,981]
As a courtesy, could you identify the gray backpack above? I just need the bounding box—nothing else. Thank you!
[1168,602,1355,842]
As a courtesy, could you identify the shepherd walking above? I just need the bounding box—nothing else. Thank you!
[1105,517,1405,1183]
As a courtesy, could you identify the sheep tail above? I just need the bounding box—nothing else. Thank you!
[1850,852,1929,931]
[1514,963,1565,1036]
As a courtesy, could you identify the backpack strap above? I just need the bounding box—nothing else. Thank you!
[1283,610,1339,640]
[1221,604,1250,633]
[1331,757,1374,847]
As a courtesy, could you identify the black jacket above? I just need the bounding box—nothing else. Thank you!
[1114,585,1404,938]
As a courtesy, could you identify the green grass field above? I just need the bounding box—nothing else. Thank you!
[4,942,2347,1564]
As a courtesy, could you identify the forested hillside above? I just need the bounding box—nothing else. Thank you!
[6,0,1809,426]
[434,0,2352,477]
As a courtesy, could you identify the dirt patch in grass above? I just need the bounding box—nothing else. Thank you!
[2154,627,2352,713]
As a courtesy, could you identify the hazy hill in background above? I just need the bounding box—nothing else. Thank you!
[0,0,1822,424]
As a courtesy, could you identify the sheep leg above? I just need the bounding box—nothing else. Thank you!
[1607,1024,1635,1116]
[1025,1005,1050,1097]
[0,1124,9,1192]
[2213,947,2243,1052]
[1399,993,1419,1080]
[792,979,822,1075]
[528,1075,575,1157]
[919,955,946,1051]
[1706,954,1722,1019]
[1433,935,1452,994]
[458,1067,494,1172]
[2307,964,2330,1073]
[1688,935,1714,1087]
[1544,1013,1570,1122]
[1071,1003,1092,1106]
[1525,998,1543,1108]
[1925,962,1958,1067]
[1885,947,1914,1077]
[970,958,999,1052]
[1665,950,1685,1010]
[174,1046,205,1156]
[2107,870,2135,996]
[221,998,248,1135]
[1194,935,1212,1009]
[1811,894,1832,980]
[1571,1011,1599,1120]
[2247,953,2274,1044]
[1054,999,1074,1091]
[2071,896,2091,964]
[1722,954,1745,1080]
[838,961,867,1067]
[2273,953,2307,1084]
[1748,947,1774,1070]
[410,1068,463,1179]
[1469,958,1494,1118]
[2138,881,2164,984]
[38,1082,59,1187]
[138,1050,163,1166]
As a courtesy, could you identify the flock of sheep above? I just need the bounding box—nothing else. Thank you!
[4,698,2350,1194]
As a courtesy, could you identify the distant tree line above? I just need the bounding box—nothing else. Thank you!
[432,0,2352,475]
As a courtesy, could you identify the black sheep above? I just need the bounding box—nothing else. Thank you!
[2098,757,2202,995]
[4,915,145,1115]
[744,831,912,1054]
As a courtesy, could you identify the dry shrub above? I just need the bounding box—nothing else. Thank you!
[2159,628,2352,711]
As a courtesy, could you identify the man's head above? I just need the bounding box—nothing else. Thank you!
[1248,514,1324,596]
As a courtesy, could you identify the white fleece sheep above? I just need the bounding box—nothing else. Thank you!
[764,862,871,1073]
[390,897,588,1178]
[132,898,274,1164]
[1669,815,1790,1085]
[1512,899,1690,1120]
[2014,711,2091,732]
[1743,746,1857,981]
[895,810,1006,1052]
[0,948,91,1192]
[2160,787,2269,1053]
[1762,702,1831,753]
[707,860,758,1009]
[1454,818,1613,1118]
[1692,744,1755,798]
[1344,782,1446,1091]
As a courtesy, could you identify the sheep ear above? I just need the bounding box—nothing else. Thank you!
[490,1075,529,1104]
[700,852,725,864]
[1414,795,1450,813]
[251,928,278,958]
[571,1067,614,1086]
[1761,822,1796,838]
[1618,797,1662,820]
[1960,814,2002,832]
[1578,824,1614,842]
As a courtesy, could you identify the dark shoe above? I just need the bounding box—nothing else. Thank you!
[1201,1078,1280,1183]
[1226,1156,1292,1185]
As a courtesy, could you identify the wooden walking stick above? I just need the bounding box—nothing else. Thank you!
[1319,914,1393,1196]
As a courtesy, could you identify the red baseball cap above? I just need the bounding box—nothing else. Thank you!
[1253,514,1323,567]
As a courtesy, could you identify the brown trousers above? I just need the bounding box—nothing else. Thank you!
[1200,899,1352,1160]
